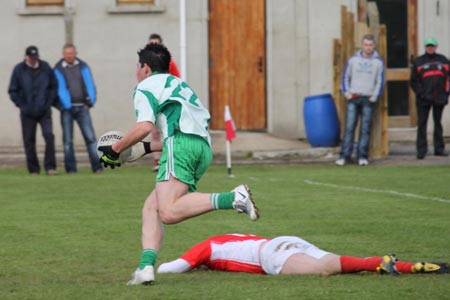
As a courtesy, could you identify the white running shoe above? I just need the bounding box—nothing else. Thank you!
[127,265,155,285]
[358,158,369,166]
[335,158,346,166]
[232,184,259,221]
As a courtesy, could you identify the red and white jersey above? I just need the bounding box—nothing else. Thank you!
[180,234,269,274]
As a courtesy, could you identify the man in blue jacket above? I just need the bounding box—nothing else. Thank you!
[8,46,58,175]
[54,43,102,174]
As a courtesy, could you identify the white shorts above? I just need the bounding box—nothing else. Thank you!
[260,236,330,275]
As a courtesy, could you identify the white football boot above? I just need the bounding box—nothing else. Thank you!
[127,265,155,285]
[232,184,259,221]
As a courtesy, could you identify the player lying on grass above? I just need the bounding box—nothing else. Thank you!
[158,233,449,276]
[97,43,259,285]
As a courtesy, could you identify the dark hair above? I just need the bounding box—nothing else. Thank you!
[149,33,162,43]
[138,43,171,73]
[362,34,376,43]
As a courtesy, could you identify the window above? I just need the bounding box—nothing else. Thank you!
[108,0,164,14]
[117,0,155,3]
[26,0,64,5]
[17,0,71,15]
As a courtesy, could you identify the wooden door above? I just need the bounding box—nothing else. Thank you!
[208,0,266,130]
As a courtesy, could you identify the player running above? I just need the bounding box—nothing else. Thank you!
[158,233,449,276]
[98,43,259,285]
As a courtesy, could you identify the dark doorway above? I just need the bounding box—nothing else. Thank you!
[376,0,409,117]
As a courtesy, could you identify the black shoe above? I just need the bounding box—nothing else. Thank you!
[434,151,449,157]
[417,154,425,159]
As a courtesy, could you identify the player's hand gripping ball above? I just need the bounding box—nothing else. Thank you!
[97,131,132,168]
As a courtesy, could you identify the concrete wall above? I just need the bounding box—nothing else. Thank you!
[267,0,356,138]
[0,2,64,147]
[0,0,208,148]
[1,0,449,150]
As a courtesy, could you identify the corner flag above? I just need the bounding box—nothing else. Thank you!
[225,105,236,141]
[224,105,236,177]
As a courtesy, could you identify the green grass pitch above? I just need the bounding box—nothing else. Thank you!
[0,165,449,300]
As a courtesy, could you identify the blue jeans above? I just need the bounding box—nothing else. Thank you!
[339,97,374,160]
[61,106,102,173]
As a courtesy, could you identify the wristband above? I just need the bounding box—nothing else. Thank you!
[144,142,152,154]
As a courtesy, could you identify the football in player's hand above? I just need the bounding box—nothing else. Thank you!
[97,131,132,165]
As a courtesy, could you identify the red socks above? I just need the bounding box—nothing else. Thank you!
[340,256,414,274]
[340,256,381,273]
[395,261,415,273]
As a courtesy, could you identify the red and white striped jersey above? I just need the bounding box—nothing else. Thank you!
[180,234,269,274]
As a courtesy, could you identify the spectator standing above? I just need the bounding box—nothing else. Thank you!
[54,44,103,173]
[336,34,385,166]
[147,33,181,171]
[8,46,58,175]
[148,33,181,77]
[410,37,450,159]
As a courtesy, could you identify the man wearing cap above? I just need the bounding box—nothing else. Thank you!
[8,46,58,175]
[410,37,450,159]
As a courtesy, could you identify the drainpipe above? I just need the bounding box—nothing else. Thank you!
[180,0,187,80]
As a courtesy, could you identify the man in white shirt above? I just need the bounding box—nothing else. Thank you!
[98,43,260,285]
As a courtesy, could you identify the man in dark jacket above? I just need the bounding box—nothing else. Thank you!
[54,43,102,174]
[410,37,450,159]
[8,46,58,175]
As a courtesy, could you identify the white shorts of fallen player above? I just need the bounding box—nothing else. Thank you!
[260,236,330,275]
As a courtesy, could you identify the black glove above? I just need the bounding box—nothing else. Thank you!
[98,145,121,169]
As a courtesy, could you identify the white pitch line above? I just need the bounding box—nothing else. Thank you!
[303,179,450,204]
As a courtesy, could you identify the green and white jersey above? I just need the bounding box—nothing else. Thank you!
[134,73,211,146]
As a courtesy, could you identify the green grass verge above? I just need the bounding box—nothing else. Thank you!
[0,165,449,299]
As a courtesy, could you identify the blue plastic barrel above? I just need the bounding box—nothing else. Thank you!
[303,93,340,147]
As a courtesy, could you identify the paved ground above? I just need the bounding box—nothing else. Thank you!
[210,131,450,167]
[1,131,449,170]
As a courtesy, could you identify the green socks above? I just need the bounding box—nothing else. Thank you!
[210,192,235,209]
[139,249,158,270]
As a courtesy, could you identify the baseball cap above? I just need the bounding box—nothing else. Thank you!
[25,46,39,56]
[424,37,438,46]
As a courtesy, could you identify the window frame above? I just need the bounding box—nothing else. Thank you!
[26,0,64,5]
[107,0,165,14]
[116,0,155,4]
[17,0,73,16]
